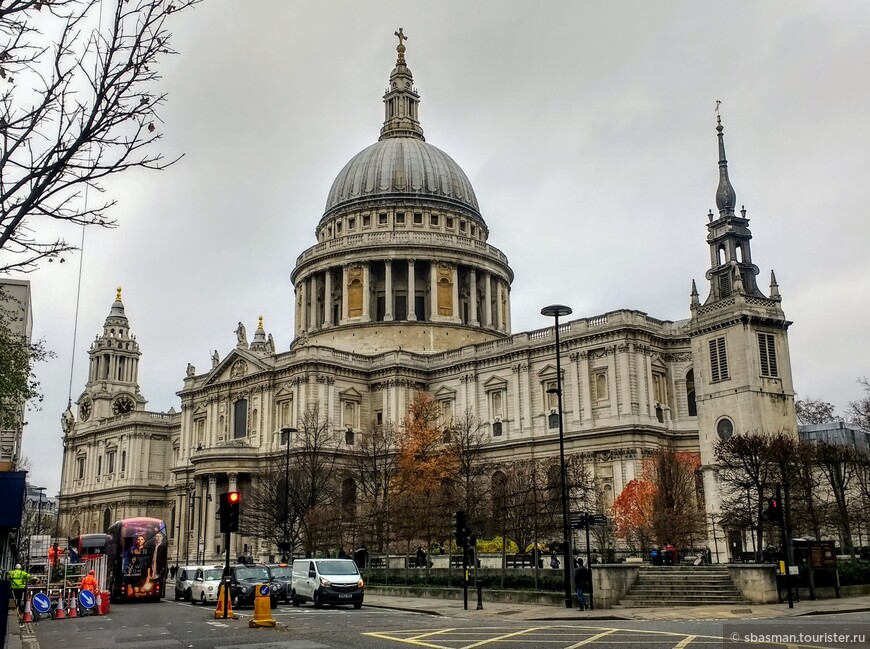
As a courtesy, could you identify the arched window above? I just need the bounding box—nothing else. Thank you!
[595,373,608,401]
[121,450,126,473]
[341,478,357,518]
[718,244,727,265]
[735,242,744,263]
[233,399,248,439]
[102,508,112,533]
[686,369,697,417]
[252,408,258,431]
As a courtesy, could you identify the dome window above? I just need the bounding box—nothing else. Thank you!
[348,217,356,231]
[396,212,405,225]
[430,214,439,227]
[378,212,387,226]
[336,222,342,234]
[362,214,371,228]
[413,212,423,225]
[446,217,454,230]
[459,220,466,233]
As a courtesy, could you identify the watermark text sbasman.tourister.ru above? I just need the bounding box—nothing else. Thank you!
[723,623,870,648]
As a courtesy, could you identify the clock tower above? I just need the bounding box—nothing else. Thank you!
[689,117,798,548]
[76,287,145,422]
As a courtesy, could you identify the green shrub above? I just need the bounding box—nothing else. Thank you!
[838,560,870,586]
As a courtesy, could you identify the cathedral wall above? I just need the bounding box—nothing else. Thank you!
[306,323,503,355]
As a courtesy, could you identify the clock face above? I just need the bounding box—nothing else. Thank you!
[716,417,734,440]
[113,396,134,415]
[79,398,92,422]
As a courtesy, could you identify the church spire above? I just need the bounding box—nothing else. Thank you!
[379,28,425,141]
[715,112,737,217]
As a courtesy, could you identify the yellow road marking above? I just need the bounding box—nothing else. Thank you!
[406,628,457,642]
[564,629,617,648]
[673,635,697,649]
[363,631,453,649]
[460,626,547,649]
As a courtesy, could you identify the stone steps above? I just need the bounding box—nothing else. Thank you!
[618,566,746,608]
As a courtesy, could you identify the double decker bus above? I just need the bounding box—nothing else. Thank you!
[77,533,111,560]
[105,517,168,602]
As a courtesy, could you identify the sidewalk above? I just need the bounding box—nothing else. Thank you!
[363,592,870,622]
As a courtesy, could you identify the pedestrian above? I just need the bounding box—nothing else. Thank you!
[7,563,30,612]
[170,565,177,579]
[574,558,591,610]
[338,548,347,559]
[80,569,97,593]
[550,549,560,569]
[415,546,425,568]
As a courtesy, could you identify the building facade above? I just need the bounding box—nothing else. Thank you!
[58,37,798,563]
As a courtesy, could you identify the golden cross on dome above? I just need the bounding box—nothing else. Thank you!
[395,28,407,48]
[116,286,122,301]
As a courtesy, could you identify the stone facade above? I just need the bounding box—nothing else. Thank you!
[58,38,798,564]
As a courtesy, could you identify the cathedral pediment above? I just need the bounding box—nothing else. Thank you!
[203,348,271,385]
[483,375,508,390]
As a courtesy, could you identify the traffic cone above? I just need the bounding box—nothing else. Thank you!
[54,593,66,619]
[21,594,33,623]
[214,583,236,619]
[94,592,102,616]
[67,593,78,618]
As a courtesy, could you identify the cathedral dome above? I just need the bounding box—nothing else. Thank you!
[324,137,480,217]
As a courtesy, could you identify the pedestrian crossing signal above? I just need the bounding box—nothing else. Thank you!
[761,496,782,523]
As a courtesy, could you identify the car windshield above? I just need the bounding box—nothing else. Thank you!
[204,569,223,580]
[270,566,292,578]
[315,560,359,576]
[236,567,269,580]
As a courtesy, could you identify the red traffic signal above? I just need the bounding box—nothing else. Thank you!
[761,496,783,523]
[220,491,241,532]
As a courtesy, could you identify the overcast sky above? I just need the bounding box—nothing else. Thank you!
[15,0,870,493]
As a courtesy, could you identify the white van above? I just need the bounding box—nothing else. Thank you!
[290,558,364,609]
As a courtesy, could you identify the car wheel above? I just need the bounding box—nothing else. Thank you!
[185,588,192,601]
[174,589,180,601]
[353,602,362,610]
[200,593,206,606]
[313,590,323,609]
[291,591,300,606]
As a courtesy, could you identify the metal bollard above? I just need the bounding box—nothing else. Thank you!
[476,583,483,610]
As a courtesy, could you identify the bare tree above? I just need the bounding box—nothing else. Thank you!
[351,421,398,553]
[446,407,493,528]
[647,449,706,548]
[795,396,837,426]
[291,405,340,556]
[815,441,857,558]
[847,378,870,431]
[0,0,198,274]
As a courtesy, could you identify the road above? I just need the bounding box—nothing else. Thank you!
[30,600,869,649]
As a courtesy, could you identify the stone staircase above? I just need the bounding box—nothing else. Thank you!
[617,566,747,607]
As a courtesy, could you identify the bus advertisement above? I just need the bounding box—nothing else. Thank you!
[106,517,168,602]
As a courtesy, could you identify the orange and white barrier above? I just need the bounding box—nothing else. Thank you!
[21,594,34,623]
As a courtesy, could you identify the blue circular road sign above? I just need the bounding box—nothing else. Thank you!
[258,584,271,597]
[78,590,96,609]
[31,593,51,614]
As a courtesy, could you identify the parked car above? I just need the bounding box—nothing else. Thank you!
[266,563,293,603]
[190,566,225,605]
[174,565,202,601]
[227,563,279,609]
[290,558,364,609]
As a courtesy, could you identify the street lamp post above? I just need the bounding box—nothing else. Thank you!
[35,486,46,536]
[280,427,298,562]
[541,303,574,609]
[189,492,203,564]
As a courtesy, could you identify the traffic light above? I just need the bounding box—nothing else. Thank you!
[220,491,241,533]
[454,510,468,547]
[761,496,782,523]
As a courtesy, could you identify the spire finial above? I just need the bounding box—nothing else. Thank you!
[116,286,122,301]
[714,101,737,217]
[690,279,700,308]
[394,27,407,65]
[770,269,781,299]
[258,315,264,330]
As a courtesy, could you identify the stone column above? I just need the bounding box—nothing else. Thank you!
[469,269,479,326]
[484,272,493,327]
[635,346,649,416]
[607,349,619,418]
[407,259,417,321]
[618,347,631,416]
[299,280,308,332]
[579,352,593,422]
[384,260,393,321]
[429,261,439,321]
[341,265,349,324]
[504,285,511,333]
[205,474,217,560]
[362,262,371,322]
[451,264,460,322]
[193,476,204,563]
[323,269,333,327]
[308,275,318,330]
[495,281,504,331]
[174,491,184,562]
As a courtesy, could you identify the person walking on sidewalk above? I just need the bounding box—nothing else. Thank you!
[7,564,30,612]
[573,559,591,610]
